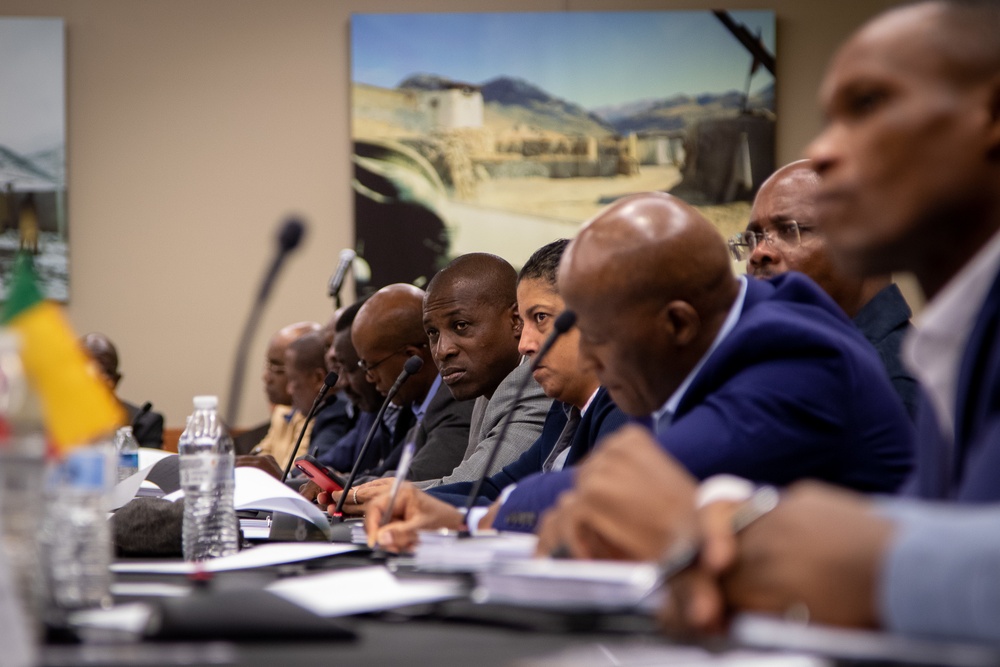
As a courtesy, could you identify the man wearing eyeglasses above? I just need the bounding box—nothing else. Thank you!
[728,160,918,418]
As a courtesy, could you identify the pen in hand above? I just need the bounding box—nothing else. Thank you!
[656,484,780,582]
[374,441,417,548]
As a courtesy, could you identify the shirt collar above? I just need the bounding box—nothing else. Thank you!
[652,276,748,432]
[579,387,599,417]
[903,228,1000,443]
[412,374,442,423]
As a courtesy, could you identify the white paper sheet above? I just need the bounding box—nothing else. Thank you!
[162,466,332,537]
[108,465,156,511]
[111,542,359,574]
[266,565,465,617]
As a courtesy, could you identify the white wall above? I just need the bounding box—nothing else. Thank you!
[0,0,900,429]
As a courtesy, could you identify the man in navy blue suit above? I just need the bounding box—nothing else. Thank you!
[528,192,911,535]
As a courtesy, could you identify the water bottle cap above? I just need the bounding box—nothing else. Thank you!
[192,395,218,410]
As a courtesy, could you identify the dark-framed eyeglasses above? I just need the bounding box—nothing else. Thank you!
[357,343,426,377]
[728,221,804,262]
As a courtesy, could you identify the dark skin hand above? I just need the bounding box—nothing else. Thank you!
[662,481,895,635]
[235,454,283,480]
[364,483,467,552]
[535,425,699,561]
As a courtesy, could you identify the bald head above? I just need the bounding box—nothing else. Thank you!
[561,192,735,317]
[425,253,518,311]
[263,321,321,406]
[81,332,120,389]
[354,284,428,353]
[423,253,522,400]
[559,192,738,415]
[353,284,437,405]
[744,160,890,317]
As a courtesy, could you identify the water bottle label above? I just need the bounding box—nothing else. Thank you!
[118,453,138,470]
[179,453,230,487]
[63,449,108,491]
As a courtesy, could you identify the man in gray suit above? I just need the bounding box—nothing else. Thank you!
[336,253,551,511]
[351,284,475,481]
[417,253,551,489]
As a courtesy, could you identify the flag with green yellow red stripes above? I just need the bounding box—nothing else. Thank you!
[0,252,124,454]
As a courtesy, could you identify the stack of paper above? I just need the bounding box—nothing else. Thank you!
[474,558,663,612]
[413,531,538,572]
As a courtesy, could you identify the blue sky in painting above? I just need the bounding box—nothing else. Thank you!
[351,11,775,110]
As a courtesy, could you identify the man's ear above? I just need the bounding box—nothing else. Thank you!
[661,300,700,347]
[509,303,522,337]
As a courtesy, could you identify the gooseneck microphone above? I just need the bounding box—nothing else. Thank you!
[224,217,306,428]
[461,310,577,521]
[131,401,153,430]
[333,355,424,517]
[281,371,339,483]
[328,249,356,308]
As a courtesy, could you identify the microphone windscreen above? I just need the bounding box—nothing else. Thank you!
[554,310,577,333]
[278,218,306,252]
[323,371,339,388]
[403,355,424,375]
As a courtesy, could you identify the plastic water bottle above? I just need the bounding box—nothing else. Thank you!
[44,441,114,610]
[0,330,46,640]
[178,395,238,561]
[114,425,139,482]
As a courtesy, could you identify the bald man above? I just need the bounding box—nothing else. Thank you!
[254,321,321,465]
[732,160,918,417]
[533,191,913,556]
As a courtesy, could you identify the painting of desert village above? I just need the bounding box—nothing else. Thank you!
[0,17,67,301]
[350,10,774,291]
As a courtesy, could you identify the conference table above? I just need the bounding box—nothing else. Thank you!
[38,547,689,667]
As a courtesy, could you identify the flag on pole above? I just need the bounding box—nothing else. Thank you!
[0,253,124,454]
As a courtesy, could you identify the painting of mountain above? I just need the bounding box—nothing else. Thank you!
[0,18,67,302]
[351,11,775,292]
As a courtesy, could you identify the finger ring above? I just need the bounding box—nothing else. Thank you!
[352,488,359,505]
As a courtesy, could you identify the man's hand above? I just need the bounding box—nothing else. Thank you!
[365,484,465,552]
[299,479,324,504]
[662,481,894,635]
[535,425,699,561]
[235,454,283,480]
[321,477,395,515]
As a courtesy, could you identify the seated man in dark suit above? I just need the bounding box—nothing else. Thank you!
[310,299,407,474]
[81,332,164,448]
[730,159,919,417]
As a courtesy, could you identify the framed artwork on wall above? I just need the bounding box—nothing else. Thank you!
[0,17,67,302]
[351,11,775,293]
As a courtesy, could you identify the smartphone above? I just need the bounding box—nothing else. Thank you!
[294,455,346,493]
